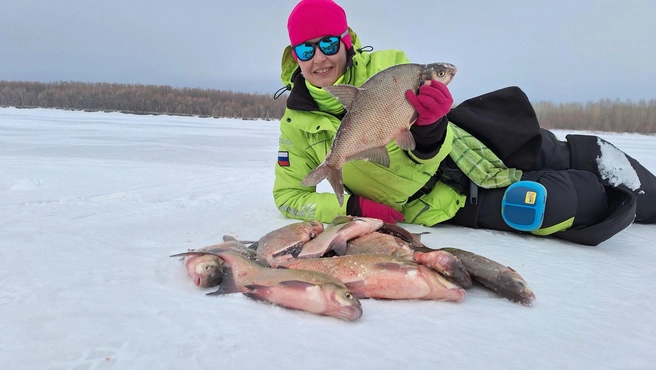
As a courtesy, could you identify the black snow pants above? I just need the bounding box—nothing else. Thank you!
[450,129,656,245]
[442,86,656,246]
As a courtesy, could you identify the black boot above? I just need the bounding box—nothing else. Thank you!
[567,134,656,223]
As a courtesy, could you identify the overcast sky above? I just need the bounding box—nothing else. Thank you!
[1,0,655,103]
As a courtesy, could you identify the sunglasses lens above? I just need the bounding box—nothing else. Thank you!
[293,35,342,61]
[294,43,315,61]
[318,37,340,56]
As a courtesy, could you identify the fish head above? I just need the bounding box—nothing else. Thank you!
[191,255,225,288]
[308,220,325,238]
[326,284,363,321]
[421,63,457,86]
[498,268,536,305]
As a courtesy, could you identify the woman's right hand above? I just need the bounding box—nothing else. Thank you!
[348,195,404,224]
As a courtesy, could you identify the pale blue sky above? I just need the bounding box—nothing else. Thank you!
[1,0,655,103]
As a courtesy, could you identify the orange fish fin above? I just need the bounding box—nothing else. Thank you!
[395,129,416,151]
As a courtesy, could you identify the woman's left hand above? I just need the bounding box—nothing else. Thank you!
[405,80,453,126]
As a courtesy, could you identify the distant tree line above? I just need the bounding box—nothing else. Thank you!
[0,80,287,120]
[533,99,656,134]
[1,80,654,134]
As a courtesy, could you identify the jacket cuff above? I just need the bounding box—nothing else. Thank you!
[346,194,361,216]
[410,116,448,160]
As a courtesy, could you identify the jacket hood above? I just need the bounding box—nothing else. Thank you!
[280,27,363,88]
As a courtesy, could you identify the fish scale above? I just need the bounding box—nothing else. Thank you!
[301,62,457,206]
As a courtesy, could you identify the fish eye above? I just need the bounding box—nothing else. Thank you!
[437,71,446,77]
[345,292,354,300]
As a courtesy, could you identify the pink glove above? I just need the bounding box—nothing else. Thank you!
[359,197,404,224]
[405,80,453,126]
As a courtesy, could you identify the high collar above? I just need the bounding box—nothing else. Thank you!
[286,47,356,112]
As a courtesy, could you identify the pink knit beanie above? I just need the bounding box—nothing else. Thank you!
[287,0,352,50]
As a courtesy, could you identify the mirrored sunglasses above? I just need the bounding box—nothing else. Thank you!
[293,30,348,62]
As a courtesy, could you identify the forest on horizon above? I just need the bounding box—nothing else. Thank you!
[1,80,654,134]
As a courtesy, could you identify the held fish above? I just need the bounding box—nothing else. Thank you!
[279,254,466,302]
[205,249,363,321]
[301,62,457,206]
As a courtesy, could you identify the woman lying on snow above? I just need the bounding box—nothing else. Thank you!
[273,0,656,246]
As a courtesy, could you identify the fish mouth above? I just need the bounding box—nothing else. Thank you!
[338,305,363,321]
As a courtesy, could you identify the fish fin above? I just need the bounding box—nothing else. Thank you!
[323,84,360,111]
[372,262,403,271]
[271,242,303,258]
[206,283,237,296]
[326,168,345,207]
[331,215,354,226]
[328,234,348,256]
[289,243,304,258]
[409,111,419,126]
[242,284,274,302]
[206,264,239,295]
[347,147,390,167]
[302,161,345,206]
[302,162,331,186]
[277,280,317,290]
[170,251,222,258]
[344,280,366,297]
[395,129,416,151]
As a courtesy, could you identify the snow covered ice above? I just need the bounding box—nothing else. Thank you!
[1,107,655,369]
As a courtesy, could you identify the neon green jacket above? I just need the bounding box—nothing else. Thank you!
[273,29,466,225]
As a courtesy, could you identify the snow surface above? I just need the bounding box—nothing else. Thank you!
[1,107,655,370]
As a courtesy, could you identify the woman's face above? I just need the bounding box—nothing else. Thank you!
[297,37,347,88]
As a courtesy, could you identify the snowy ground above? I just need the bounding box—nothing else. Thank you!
[1,107,655,369]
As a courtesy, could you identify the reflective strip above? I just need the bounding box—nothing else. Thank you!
[531,217,575,236]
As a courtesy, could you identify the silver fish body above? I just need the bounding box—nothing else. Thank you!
[301,62,457,205]
[345,230,472,288]
[254,220,324,268]
[207,249,363,320]
[279,253,466,302]
[297,216,383,259]
[439,247,536,306]
[345,230,415,259]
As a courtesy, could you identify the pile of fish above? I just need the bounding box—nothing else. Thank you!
[170,216,536,321]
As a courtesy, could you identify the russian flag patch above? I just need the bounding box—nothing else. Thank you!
[278,151,290,166]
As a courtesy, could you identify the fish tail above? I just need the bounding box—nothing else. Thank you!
[326,168,345,206]
[301,163,330,186]
[302,163,345,206]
